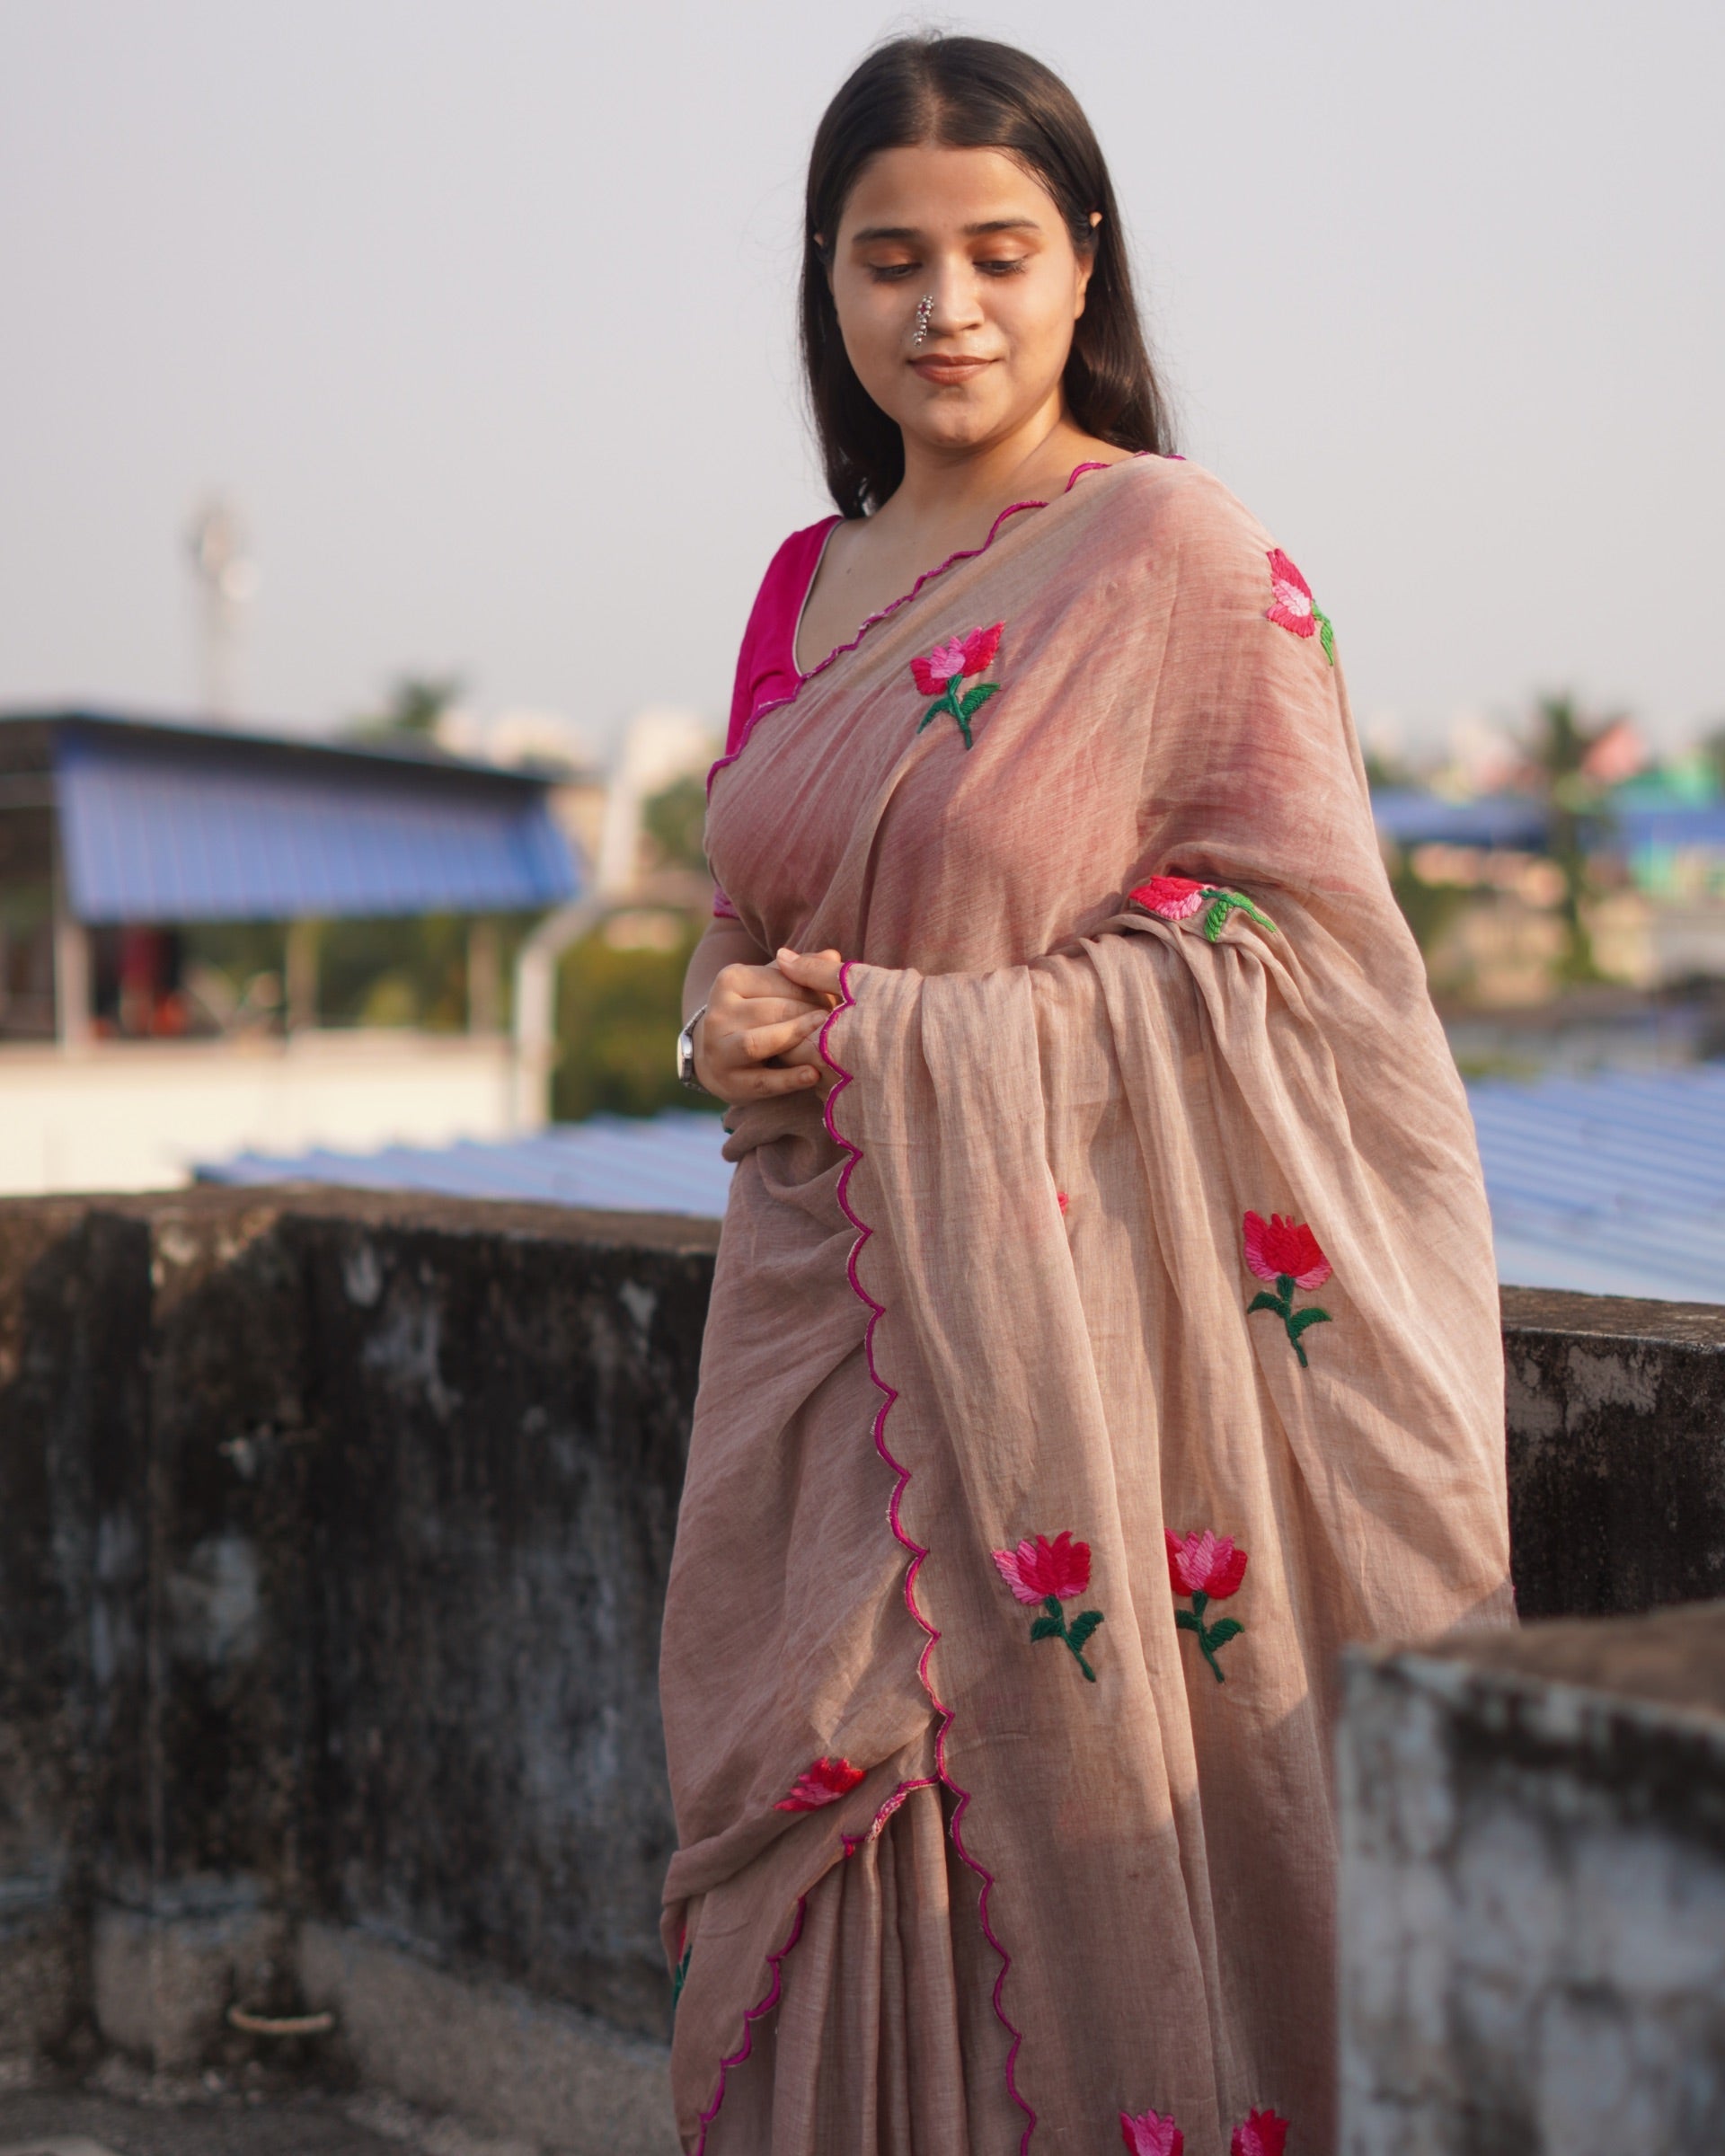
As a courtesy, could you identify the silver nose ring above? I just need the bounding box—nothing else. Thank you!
[911,294,933,346]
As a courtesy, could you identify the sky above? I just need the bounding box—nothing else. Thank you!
[1,0,1721,762]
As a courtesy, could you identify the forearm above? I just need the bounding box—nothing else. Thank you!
[684,917,770,1024]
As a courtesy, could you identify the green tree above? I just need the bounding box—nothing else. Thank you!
[1524,694,1615,985]
[553,915,715,1122]
[348,672,465,745]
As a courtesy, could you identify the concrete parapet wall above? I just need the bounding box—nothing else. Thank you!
[0,1190,1721,2146]
[1339,1603,1725,2152]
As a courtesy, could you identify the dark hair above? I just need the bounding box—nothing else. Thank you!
[801,35,1172,517]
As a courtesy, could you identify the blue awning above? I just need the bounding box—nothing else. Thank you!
[1370,788,1550,850]
[54,724,581,923]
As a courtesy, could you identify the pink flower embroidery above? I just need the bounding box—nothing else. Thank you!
[1243,1210,1331,1290]
[1232,2110,1289,2156]
[1243,1210,1334,1367]
[992,1531,1105,1683]
[775,1756,866,1812]
[1264,547,1335,665]
[1120,2109,1184,2156]
[1166,1527,1249,1683]
[910,622,1004,747]
[1129,874,1278,944]
[1165,1529,1249,1602]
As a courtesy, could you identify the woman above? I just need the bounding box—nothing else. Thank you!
[659,35,1511,2156]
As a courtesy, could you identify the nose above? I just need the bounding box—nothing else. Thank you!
[920,259,985,335]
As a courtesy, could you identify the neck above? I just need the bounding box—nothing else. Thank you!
[889,396,1092,529]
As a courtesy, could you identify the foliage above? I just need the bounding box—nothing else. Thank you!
[1523,694,1615,985]
[1385,854,1473,960]
[347,672,466,745]
[640,774,710,875]
[553,915,718,1122]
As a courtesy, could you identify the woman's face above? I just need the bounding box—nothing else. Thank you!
[827,142,1094,464]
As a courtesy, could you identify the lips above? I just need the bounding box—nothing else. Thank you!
[910,353,993,384]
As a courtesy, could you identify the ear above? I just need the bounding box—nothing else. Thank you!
[1073,210,1103,318]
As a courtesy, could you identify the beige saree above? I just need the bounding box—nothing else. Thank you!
[659,455,1512,2156]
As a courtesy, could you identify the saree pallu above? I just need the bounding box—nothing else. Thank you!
[659,455,1512,2156]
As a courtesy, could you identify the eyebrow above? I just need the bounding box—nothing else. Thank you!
[849,217,1044,243]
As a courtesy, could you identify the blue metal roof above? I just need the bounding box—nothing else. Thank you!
[1370,788,1549,850]
[202,1073,1725,1306]
[1469,1065,1725,1303]
[203,1111,735,1218]
[50,719,580,923]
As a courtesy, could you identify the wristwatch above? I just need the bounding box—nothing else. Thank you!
[677,1003,709,1093]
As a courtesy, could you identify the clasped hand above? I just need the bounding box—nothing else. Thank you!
[692,947,846,1105]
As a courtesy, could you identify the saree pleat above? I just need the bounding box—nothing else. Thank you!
[703,1786,1020,2156]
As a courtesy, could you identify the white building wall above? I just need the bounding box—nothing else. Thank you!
[0,1030,517,1194]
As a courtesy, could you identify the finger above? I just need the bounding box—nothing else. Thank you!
[774,947,845,997]
[713,963,826,1012]
[735,1011,827,1064]
[735,1062,825,1098]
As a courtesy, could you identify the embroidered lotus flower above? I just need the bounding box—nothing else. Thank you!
[1166,1527,1249,1683]
[993,1531,1105,1683]
[1264,547,1335,665]
[775,1755,866,1812]
[1243,1210,1334,1366]
[1243,1211,1331,1291]
[911,622,1004,747]
[1129,874,1278,944]
[1165,1528,1249,1602]
[1120,2109,1183,2156]
[1232,2110,1289,2156]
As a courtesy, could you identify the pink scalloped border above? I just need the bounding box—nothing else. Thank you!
[705,455,1137,803]
[690,1771,942,2151]
[815,959,1039,2150]
[690,1893,807,2152]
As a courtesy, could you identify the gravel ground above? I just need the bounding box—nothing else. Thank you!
[0,2061,540,2156]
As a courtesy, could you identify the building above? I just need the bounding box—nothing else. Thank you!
[0,708,592,1192]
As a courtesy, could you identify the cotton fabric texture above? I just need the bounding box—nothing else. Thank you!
[659,455,1513,2156]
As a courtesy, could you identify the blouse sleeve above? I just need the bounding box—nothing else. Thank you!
[709,517,842,919]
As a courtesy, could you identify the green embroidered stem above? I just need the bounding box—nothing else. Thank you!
[1174,1589,1243,1682]
[1247,1272,1331,1368]
[1199,888,1279,943]
[671,1945,691,2014]
[1030,1592,1103,1682]
[916,678,998,749]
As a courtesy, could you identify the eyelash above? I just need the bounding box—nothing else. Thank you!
[867,260,1028,282]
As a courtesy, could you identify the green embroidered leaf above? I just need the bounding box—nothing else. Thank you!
[1066,1610,1104,1652]
[916,704,939,734]
[1205,1618,1243,1649]
[1247,1291,1285,1317]
[1316,612,1336,666]
[1175,1608,1201,1634]
[958,680,1000,721]
[1287,1306,1333,1339]
[1030,1613,1065,1642]
[671,1947,691,2013]
[1202,897,1231,943]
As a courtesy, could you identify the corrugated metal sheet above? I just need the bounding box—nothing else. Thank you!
[204,1111,735,1218]
[1469,1066,1725,1303]
[55,725,579,923]
[201,1072,1725,1306]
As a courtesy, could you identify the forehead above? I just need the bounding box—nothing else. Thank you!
[837,143,1059,236]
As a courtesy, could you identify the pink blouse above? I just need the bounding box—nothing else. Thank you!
[708,517,841,919]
